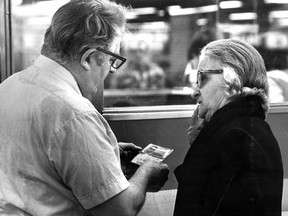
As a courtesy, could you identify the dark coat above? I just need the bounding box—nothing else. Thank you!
[174,96,283,216]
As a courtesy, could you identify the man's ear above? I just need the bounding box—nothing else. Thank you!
[80,49,96,71]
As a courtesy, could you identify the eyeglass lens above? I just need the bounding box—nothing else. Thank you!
[97,47,126,69]
[196,70,223,87]
[111,58,123,69]
[197,73,207,87]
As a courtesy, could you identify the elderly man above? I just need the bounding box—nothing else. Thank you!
[0,0,169,215]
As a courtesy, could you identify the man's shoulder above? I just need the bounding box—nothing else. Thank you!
[41,90,98,118]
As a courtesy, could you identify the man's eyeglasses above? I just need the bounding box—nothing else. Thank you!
[196,69,223,87]
[96,47,126,69]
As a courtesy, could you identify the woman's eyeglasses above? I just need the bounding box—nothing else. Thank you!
[196,69,223,87]
[97,47,126,69]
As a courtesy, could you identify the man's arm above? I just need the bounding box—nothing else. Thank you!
[87,161,169,216]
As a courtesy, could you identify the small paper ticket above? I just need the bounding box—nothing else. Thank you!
[131,143,174,165]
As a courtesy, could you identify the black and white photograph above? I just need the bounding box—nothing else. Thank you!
[0,0,287,215]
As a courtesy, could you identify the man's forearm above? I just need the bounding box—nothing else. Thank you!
[86,166,151,216]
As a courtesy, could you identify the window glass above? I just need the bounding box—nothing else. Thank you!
[11,0,68,73]
[9,0,288,108]
[217,0,288,104]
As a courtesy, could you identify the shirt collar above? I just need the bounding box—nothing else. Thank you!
[33,55,82,95]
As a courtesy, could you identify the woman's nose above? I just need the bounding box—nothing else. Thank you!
[191,84,200,99]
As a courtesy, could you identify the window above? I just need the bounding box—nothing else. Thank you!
[1,0,288,111]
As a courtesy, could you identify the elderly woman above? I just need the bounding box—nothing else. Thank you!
[174,39,283,216]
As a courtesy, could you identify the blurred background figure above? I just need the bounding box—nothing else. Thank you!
[111,45,166,89]
[258,36,288,103]
[267,69,288,103]
[183,28,218,89]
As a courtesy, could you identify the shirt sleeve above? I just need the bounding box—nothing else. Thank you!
[47,111,129,209]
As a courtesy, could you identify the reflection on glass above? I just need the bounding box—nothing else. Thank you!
[10,0,288,107]
[11,0,68,72]
[107,22,169,90]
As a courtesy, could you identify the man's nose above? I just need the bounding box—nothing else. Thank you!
[109,67,116,74]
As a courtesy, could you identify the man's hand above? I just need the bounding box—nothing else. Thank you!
[139,161,169,192]
[119,142,142,179]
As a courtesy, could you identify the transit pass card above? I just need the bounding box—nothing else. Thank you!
[131,143,174,165]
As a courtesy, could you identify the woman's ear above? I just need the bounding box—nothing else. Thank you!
[81,49,96,71]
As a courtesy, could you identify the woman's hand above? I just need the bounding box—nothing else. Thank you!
[187,106,205,144]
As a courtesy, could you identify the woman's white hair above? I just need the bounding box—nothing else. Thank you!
[200,39,270,113]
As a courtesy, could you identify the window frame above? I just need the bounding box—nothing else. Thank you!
[0,0,12,83]
[102,103,288,121]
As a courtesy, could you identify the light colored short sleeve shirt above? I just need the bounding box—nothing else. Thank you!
[0,55,129,215]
